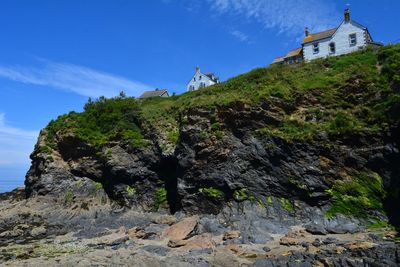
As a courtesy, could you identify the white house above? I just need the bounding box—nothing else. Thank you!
[273,9,382,64]
[187,67,220,92]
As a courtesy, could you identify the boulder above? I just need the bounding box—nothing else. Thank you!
[86,232,129,247]
[304,223,327,235]
[30,226,46,237]
[168,239,188,248]
[181,233,215,251]
[162,216,198,241]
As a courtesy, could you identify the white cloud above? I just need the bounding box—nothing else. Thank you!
[207,0,340,36]
[0,60,152,98]
[230,30,250,43]
[0,113,39,167]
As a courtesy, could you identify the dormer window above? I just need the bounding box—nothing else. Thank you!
[349,33,357,46]
[329,42,336,54]
[313,42,319,54]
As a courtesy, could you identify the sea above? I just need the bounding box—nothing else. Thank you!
[0,167,27,193]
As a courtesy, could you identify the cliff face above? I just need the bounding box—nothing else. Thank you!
[25,45,400,229]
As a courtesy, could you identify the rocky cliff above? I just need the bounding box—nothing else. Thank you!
[26,45,400,228]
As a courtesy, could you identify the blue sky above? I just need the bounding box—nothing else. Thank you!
[0,0,399,192]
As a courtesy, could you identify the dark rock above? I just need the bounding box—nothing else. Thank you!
[197,217,227,235]
[252,258,275,267]
[187,248,213,256]
[300,241,310,248]
[262,246,271,252]
[368,233,382,242]
[144,224,168,238]
[312,238,323,247]
[140,245,170,256]
[323,237,338,245]
[304,223,327,235]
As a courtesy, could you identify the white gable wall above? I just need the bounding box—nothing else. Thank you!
[303,21,367,62]
[187,69,217,91]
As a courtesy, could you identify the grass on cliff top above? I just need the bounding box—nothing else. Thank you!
[43,45,400,149]
[140,45,399,135]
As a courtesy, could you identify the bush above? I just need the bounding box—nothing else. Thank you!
[45,96,144,149]
[327,112,362,135]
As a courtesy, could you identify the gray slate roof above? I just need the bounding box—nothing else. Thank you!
[139,89,169,98]
[205,73,219,83]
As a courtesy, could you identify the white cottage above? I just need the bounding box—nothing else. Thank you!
[302,9,380,61]
[187,67,220,92]
[273,9,382,64]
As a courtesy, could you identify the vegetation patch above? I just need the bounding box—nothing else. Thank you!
[167,131,180,145]
[326,172,386,218]
[154,188,168,211]
[267,196,273,205]
[126,185,136,197]
[44,95,145,150]
[233,188,249,202]
[280,197,295,212]
[38,145,52,154]
[64,190,74,206]
[367,219,390,230]
[199,187,225,199]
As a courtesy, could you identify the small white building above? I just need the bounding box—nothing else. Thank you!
[187,67,220,92]
[272,9,382,64]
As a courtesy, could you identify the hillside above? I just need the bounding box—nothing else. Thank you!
[3,44,398,265]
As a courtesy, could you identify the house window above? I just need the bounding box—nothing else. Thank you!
[313,43,319,54]
[329,42,336,54]
[199,75,202,80]
[349,33,357,46]
[193,77,196,81]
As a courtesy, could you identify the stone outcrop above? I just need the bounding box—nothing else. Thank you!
[24,97,400,231]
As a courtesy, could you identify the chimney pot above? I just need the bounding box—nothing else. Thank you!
[305,27,310,37]
[344,8,350,22]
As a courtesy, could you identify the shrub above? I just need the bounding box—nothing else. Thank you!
[327,112,363,135]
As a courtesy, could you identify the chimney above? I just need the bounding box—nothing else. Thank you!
[344,8,350,22]
[305,27,310,37]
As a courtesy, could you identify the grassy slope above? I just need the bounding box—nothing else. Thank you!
[140,45,400,141]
